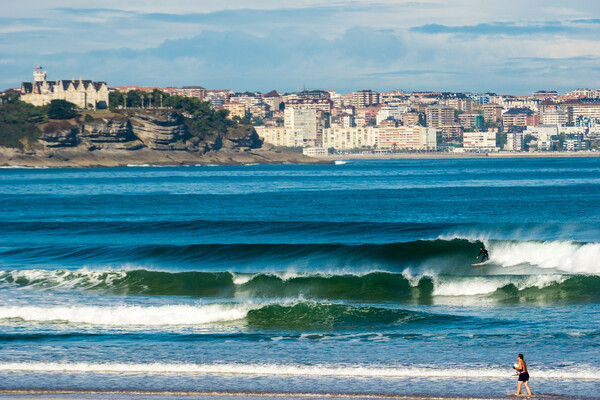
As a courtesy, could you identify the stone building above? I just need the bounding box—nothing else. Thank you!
[20,68,109,109]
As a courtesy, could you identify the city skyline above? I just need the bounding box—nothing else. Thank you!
[2,1,600,94]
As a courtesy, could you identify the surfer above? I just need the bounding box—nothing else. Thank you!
[476,246,489,263]
[513,353,532,396]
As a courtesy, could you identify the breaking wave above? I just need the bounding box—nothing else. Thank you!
[1,268,599,303]
[2,238,600,274]
[0,302,466,330]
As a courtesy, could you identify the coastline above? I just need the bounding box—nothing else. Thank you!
[0,389,535,400]
[0,146,331,168]
[314,151,600,160]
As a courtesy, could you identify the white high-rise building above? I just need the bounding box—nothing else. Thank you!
[254,127,305,148]
[525,125,559,151]
[322,127,376,150]
[376,106,406,125]
[463,131,497,152]
[505,132,523,151]
[376,126,437,151]
[540,109,567,125]
[284,108,320,145]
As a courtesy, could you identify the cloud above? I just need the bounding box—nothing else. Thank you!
[411,21,572,35]
[363,70,464,77]
[571,18,600,24]
[3,1,600,93]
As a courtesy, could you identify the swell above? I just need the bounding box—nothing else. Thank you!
[0,239,482,268]
[2,269,600,302]
[2,239,599,275]
[0,220,453,237]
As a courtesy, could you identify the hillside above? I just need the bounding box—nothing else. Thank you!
[0,96,327,167]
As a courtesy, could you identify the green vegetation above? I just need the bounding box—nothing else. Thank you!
[496,132,507,149]
[109,90,254,139]
[523,134,536,151]
[0,90,257,150]
[0,94,45,148]
[552,133,566,151]
[48,100,79,120]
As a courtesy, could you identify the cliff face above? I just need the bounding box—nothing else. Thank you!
[40,119,134,149]
[0,110,327,167]
[129,112,189,150]
[37,110,262,153]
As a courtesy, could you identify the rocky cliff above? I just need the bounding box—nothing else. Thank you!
[0,110,328,167]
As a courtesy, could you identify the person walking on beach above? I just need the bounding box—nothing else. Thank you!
[476,246,489,263]
[513,353,532,396]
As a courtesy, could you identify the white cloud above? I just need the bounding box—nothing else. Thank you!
[1,0,600,93]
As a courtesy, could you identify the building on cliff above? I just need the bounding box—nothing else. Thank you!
[20,68,109,109]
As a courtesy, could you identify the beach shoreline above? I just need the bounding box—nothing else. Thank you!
[314,151,600,160]
[0,388,536,400]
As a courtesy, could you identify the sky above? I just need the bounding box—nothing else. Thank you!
[2,0,600,94]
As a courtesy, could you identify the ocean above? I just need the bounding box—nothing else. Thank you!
[0,158,599,400]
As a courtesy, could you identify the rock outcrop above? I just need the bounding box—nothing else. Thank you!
[129,111,189,150]
[0,110,330,167]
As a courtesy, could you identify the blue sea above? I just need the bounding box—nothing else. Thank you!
[0,158,599,400]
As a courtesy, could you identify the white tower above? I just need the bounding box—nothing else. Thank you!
[33,68,47,83]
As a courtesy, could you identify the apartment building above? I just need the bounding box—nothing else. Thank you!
[463,131,497,152]
[483,104,503,123]
[458,112,484,130]
[376,126,437,151]
[352,90,379,108]
[505,132,523,151]
[426,105,455,127]
[502,108,539,127]
[255,127,305,147]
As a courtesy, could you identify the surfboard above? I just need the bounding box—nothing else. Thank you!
[472,261,489,266]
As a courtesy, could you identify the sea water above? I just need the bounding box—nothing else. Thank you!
[0,158,599,399]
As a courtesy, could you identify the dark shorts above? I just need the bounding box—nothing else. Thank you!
[518,372,529,382]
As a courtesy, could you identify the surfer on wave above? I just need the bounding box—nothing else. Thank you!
[476,246,489,263]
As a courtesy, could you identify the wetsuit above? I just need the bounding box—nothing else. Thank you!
[477,249,489,262]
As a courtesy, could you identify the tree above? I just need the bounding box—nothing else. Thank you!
[496,132,507,149]
[523,134,536,151]
[48,100,79,119]
[0,99,45,148]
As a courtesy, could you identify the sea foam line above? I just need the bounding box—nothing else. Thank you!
[0,362,598,380]
[0,389,502,400]
[0,304,255,326]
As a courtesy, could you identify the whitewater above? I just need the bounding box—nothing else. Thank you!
[0,158,599,399]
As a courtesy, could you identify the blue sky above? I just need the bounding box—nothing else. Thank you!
[2,0,600,94]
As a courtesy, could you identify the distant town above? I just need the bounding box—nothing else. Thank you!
[8,68,600,156]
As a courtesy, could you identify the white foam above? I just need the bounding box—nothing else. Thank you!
[0,268,128,290]
[231,272,254,285]
[488,240,600,274]
[432,274,568,297]
[0,304,255,326]
[0,362,598,380]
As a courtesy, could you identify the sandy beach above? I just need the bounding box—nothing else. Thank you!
[314,151,600,160]
[0,389,563,400]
